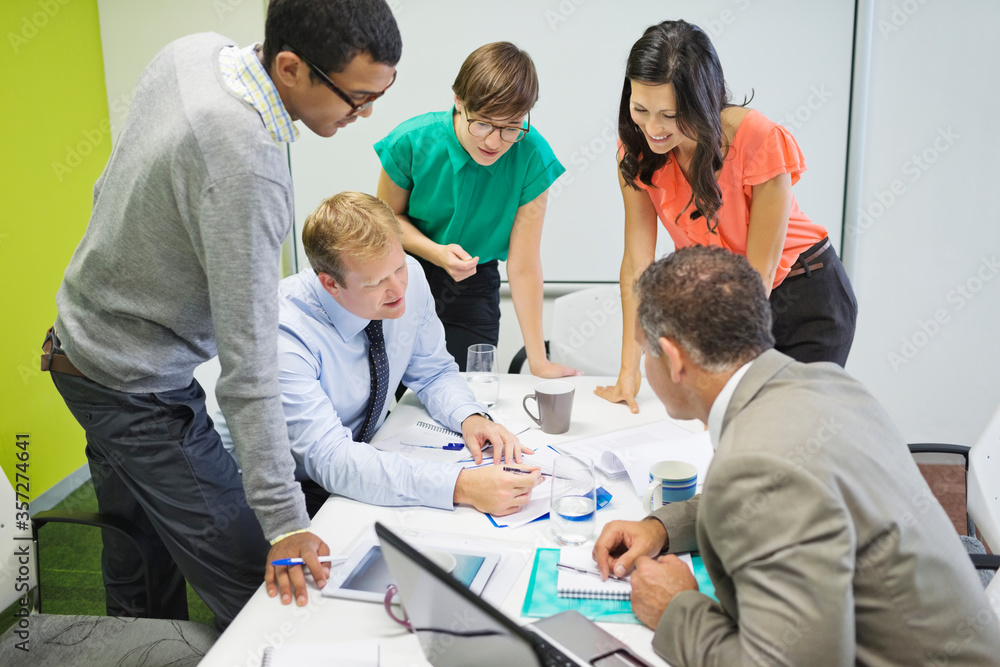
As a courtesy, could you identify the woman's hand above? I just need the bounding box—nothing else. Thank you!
[438,243,479,281]
[594,367,642,413]
[529,358,582,379]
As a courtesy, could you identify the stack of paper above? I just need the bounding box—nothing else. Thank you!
[551,419,696,475]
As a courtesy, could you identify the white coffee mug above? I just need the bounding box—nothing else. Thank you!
[642,460,698,511]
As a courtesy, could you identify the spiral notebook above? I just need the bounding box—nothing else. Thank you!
[556,546,632,600]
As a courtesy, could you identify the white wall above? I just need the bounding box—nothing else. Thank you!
[97,0,266,138]
[289,0,855,282]
[94,0,1000,444]
[843,0,1000,444]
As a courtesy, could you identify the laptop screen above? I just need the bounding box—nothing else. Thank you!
[375,522,542,667]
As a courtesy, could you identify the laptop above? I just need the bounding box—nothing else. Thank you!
[375,522,653,667]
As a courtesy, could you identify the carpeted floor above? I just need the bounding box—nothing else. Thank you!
[0,480,213,635]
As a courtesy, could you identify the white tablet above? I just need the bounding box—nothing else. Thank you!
[324,534,499,603]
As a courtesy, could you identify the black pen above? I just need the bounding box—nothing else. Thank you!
[502,465,550,477]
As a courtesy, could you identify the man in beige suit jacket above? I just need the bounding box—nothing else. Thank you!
[594,246,1000,665]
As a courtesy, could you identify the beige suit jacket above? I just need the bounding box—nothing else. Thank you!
[650,349,1000,665]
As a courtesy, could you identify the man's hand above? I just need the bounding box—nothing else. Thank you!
[630,555,699,629]
[594,367,642,414]
[265,531,330,607]
[461,414,533,464]
[593,518,668,579]
[454,465,540,515]
[438,243,478,282]
[529,358,583,379]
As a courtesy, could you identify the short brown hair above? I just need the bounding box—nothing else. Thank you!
[452,42,538,119]
[636,246,774,372]
[301,191,402,285]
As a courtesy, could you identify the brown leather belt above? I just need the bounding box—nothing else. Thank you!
[40,327,87,378]
[786,238,831,278]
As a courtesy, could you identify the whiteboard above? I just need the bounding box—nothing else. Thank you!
[289,0,855,282]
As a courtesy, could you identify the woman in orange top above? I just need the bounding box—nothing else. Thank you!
[597,20,857,412]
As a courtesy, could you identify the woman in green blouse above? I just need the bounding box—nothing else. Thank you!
[375,42,579,377]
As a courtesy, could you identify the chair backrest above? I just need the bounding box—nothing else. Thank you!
[0,472,37,610]
[968,402,1000,552]
[548,286,625,377]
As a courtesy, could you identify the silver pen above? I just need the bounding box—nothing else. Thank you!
[556,562,629,582]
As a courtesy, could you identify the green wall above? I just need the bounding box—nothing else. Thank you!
[0,0,109,497]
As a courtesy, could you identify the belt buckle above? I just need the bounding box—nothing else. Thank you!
[41,327,56,372]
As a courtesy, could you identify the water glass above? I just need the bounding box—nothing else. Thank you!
[466,344,499,407]
[550,457,596,545]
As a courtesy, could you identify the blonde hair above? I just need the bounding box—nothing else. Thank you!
[301,191,402,285]
[452,42,538,119]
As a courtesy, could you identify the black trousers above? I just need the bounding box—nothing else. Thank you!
[415,256,501,371]
[769,238,858,367]
[50,368,269,631]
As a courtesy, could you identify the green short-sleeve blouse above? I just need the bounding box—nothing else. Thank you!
[374,109,566,262]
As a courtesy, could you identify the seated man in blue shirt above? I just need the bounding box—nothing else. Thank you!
[221,191,540,517]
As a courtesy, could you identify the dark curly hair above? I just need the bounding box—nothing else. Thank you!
[618,20,749,233]
[636,246,773,371]
[263,0,401,76]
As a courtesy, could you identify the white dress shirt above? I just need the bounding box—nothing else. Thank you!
[220,258,483,509]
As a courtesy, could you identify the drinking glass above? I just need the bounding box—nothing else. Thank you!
[466,344,499,407]
[550,457,596,545]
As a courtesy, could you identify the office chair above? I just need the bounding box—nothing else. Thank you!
[908,401,1000,596]
[0,477,217,664]
[508,285,627,376]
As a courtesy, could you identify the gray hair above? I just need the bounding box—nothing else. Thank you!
[635,246,774,372]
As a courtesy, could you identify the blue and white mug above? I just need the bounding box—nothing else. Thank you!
[642,461,698,511]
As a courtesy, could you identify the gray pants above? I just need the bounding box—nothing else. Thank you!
[50,370,269,630]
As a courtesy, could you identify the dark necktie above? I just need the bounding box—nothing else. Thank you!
[359,320,388,443]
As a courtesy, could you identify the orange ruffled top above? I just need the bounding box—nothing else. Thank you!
[634,109,828,289]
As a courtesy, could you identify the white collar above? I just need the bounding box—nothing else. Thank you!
[706,360,754,450]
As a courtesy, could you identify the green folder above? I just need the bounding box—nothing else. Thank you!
[520,548,717,624]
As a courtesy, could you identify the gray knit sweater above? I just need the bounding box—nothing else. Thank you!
[55,33,308,540]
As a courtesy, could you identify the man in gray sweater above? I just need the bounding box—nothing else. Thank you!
[43,0,400,628]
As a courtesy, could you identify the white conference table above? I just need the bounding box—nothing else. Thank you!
[201,374,706,667]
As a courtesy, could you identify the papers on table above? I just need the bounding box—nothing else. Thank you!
[551,420,713,495]
[551,419,695,475]
[372,415,531,464]
[618,431,712,496]
[372,420,469,463]
[472,446,560,529]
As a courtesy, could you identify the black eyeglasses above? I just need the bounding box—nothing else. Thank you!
[463,109,531,143]
[283,44,396,116]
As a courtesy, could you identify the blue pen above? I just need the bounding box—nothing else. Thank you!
[403,442,465,451]
[271,555,345,567]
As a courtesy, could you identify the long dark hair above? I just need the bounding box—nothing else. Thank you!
[618,21,744,232]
